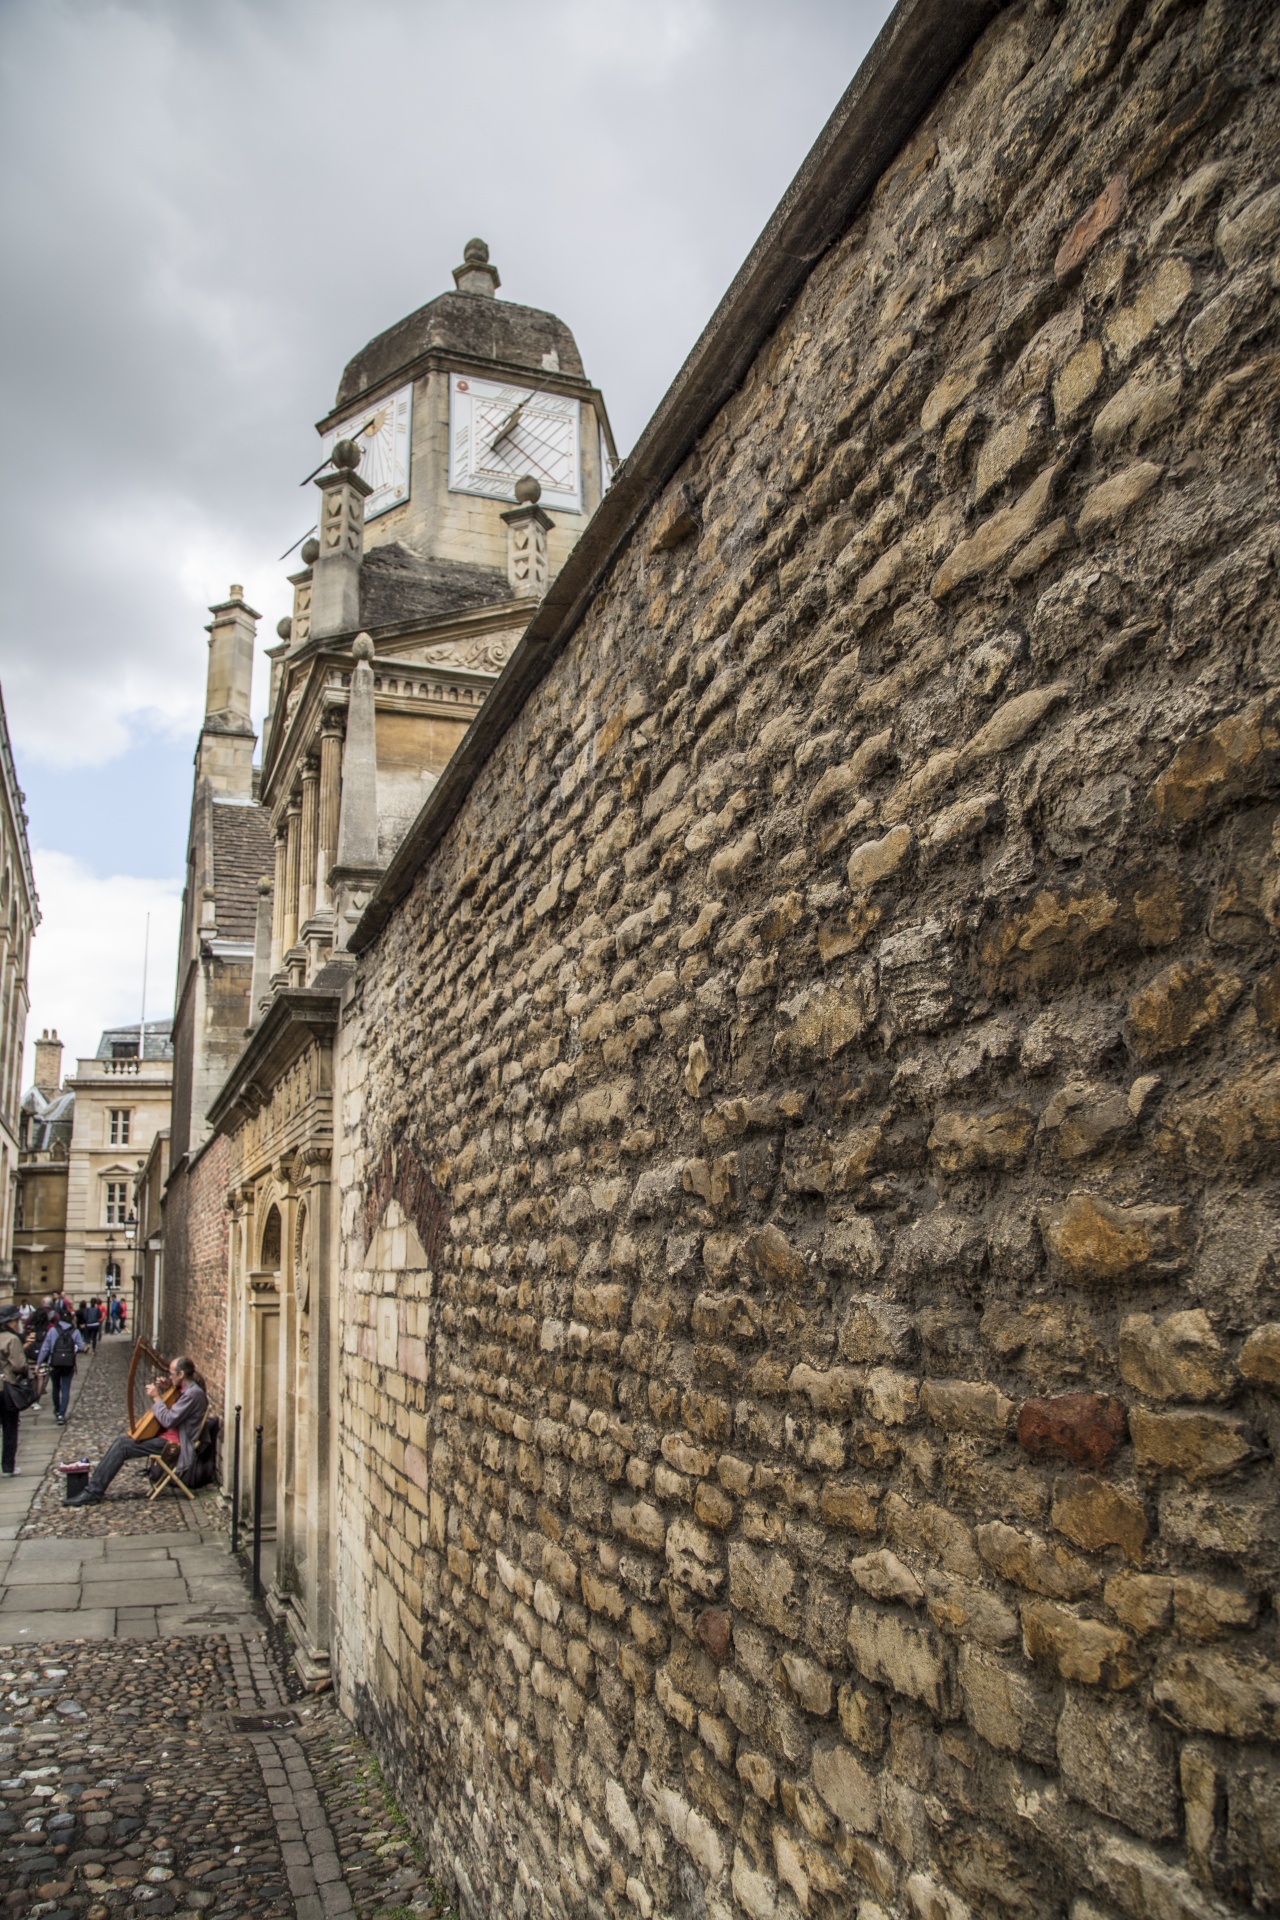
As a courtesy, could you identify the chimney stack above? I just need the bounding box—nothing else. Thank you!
[33,1029,62,1099]
[199,584,259,794]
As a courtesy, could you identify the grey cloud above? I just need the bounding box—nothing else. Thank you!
[1,0,888,766]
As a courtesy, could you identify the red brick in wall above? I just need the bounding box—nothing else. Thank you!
[161,1134,230,1414]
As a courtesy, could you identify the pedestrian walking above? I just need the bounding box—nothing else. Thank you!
[82,1298,103,1351]
[0,1304,35,1474]
[27,1295,51,1350]
[38,1309,84,1424]
[118,1298,127,1336]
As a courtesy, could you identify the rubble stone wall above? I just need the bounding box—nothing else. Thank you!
[334,3,1280,1914]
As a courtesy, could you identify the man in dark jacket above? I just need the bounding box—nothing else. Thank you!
[0,1305,31,1475]
[68,1356,207,1505]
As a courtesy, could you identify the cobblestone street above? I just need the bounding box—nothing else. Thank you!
[0,1344,448,1920]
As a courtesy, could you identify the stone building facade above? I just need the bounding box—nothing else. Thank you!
[0,684,38,1301]
[133,1123,170,1349]
[15,1032,71,1301]
[164,241,617,1687]
[60,1022,172,1304]
[160,582,274,1405]
[327,3,1280,1916]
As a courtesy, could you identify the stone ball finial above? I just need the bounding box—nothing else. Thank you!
[352,632,375,664]
[300,537,320,566]
[514,474,542,505]
[277,616,293,641]
[258,875,273,895]
[332,438,362,470]
[463,237,490,264]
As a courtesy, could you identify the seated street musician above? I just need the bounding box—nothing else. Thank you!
[67,1355,207,1506]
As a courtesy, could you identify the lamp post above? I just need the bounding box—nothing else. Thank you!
[127,1210,139,1348]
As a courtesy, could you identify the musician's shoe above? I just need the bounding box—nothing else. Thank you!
[66,1490,102,1506]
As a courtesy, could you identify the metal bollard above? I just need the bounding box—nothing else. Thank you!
[251,1424,264,1600]
[230,1406,242,1557]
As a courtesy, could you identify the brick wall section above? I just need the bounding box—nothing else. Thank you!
[162,1134,230,1413]
[334,5,1280,1915]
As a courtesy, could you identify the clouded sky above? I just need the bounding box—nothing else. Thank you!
[1,0,892,1073]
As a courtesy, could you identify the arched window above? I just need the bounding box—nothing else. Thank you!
[260,1205,282,1271]
[105,1261,121,1289]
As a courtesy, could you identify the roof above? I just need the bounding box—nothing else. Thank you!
[350,0,1007,954]
[96,1020,174,1060]
[211,797,275,942]
[21,1085,74,1152]
[359,545,512,630]
[335,290,586,415]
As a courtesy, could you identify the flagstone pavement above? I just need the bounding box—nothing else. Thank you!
[0,1341,452,1920]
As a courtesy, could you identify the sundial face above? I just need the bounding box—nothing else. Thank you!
[321,381,412,520]
[448,373,582,513]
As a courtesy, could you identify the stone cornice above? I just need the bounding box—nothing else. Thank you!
[350,0,1008,956]
[206,987,340,1137]
[260,601,524,806]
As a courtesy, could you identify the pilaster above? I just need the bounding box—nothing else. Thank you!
[310,452,372,641]
[502,478,554,598]
[330,635,382,951]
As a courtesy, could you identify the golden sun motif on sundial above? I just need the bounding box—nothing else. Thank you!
[321,382,412,520]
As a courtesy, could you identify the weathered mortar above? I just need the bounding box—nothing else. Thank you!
[334,2,1280,1914]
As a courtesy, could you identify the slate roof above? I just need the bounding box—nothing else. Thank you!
[96,1020,174,1060]
[20,1086,74,1153]
[336,291,585,413]
[359,544,512,630]
[211,798,275,943]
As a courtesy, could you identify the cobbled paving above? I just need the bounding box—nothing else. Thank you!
[0,1638,291,1917]
[1,1344,455,1920]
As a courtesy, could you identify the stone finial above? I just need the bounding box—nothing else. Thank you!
[310,456,372,641]
[332,437,363,471]
[300,536,321,567]
[277,616,292,642]
[335,635,379,873]
[249,874,274,1028]
[502,490,554,600]
[453,237,501,298]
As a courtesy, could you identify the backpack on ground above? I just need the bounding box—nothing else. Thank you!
[50,1325,77,1369]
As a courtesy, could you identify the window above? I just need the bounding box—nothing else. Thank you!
[111,1040,139,1060]
[105,1261,121,1289]
[105,1182,131,1226]
[109,1108,132,1145]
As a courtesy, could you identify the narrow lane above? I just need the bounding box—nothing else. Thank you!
[0,1341,450,1920]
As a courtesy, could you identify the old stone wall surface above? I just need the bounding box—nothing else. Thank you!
[163,1134,230,1410]
[334,3,1280,1915]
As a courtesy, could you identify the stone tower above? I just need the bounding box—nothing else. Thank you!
[163,239,616,1687]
